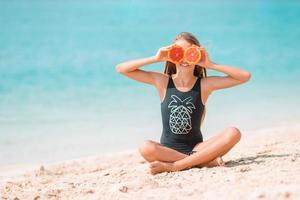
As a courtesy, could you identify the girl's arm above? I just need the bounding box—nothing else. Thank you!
[198,48,251,94]
[115,45,171,86]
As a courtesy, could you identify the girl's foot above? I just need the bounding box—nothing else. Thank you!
[206,156,225,167]
[149,157,225,175]
[149,161,174,175]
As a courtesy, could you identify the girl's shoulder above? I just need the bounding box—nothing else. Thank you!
[152,72,169,89]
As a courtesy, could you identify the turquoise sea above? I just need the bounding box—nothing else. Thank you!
[0,0,299,165]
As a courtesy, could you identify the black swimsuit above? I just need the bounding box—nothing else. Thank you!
[160,75,204,155]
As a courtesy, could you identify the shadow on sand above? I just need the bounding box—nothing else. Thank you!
[225,153,298,167]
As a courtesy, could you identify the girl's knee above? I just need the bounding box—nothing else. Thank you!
[138,140,158,157]
[225,127,242,144]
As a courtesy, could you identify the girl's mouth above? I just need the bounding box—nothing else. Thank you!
[180,61,190,67]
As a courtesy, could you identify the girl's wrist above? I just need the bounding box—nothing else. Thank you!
[150,56,160,63]
[146,55,160,63]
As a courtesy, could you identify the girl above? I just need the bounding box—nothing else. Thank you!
[116,32,251,175]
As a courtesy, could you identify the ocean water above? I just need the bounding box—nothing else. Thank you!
[0,0,299,165]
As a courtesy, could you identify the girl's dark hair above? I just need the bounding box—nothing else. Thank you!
[163,32,208,125]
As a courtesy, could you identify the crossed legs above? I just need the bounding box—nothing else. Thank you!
[138,127,241,175]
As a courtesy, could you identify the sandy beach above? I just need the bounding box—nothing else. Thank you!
[1,0,300,199]
[1,124,300,200]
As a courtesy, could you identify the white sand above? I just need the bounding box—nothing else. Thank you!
[1,124,300,200]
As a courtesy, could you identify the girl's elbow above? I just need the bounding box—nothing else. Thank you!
[115,64,125,73]
[242,71,251,82]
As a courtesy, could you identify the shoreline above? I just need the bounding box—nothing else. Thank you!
[1,123,300,199]
[1,122,299,169]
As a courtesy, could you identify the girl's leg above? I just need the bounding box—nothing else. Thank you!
[138,140,189,162]
[191,127,241,167]
[149,127,242,174]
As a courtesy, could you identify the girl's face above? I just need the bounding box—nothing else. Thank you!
[174,38,194,67]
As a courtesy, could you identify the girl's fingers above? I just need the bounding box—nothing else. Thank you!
[160,49,169,53]
[200,47,207,52]
[162,46,172,51]
[201,48,208,56]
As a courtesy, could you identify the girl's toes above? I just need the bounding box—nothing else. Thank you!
[205,157,225,168]
[217,157,225,166]
[149,161,170,175]
[219,157,225,165]
[149,161,160,168]
[149,161,162,175]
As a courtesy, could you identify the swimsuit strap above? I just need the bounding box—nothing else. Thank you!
[167,75,175,89]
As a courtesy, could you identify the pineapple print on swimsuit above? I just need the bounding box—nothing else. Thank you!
[168,95,195,134]
[160,75,205,155]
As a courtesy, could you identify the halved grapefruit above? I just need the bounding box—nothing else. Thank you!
[168,44,184,64]
[184,45,202,65]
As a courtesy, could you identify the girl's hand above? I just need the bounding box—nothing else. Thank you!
[154,45,172,62]
[197,47,214,68]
